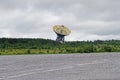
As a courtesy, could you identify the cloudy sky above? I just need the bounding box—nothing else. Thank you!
[0,0,120,41]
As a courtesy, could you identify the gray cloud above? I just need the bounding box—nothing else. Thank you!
[0,0,120,41]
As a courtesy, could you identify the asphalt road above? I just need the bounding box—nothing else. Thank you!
[0,53,120,80]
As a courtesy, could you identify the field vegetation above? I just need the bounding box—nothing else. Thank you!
[0,38,120,55]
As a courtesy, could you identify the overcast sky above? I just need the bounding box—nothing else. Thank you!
[0,0,120,41]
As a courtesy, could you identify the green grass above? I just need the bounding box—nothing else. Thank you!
[0,49,67,55]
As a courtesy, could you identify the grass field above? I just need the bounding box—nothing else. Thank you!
[0,49,68,55]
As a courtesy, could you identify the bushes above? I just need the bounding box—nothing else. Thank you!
[0,38,120,55]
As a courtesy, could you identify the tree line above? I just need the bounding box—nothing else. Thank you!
[0,38,120,55]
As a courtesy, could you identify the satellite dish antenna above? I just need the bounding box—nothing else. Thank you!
[53,25,71,43]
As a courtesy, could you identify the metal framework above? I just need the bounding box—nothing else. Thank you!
[53,25,71,43]
[56,34,65,43]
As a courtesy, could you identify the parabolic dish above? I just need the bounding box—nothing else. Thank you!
[53,25,71,36]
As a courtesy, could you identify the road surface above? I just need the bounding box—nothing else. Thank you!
[0,53,120,80]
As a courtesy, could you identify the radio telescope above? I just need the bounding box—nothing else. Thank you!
[53,25,71,43]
